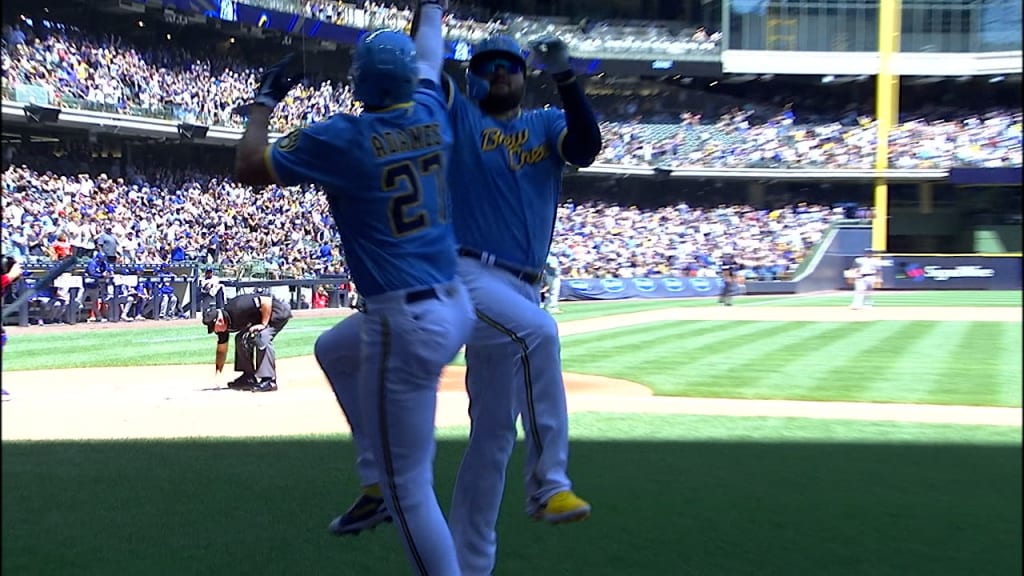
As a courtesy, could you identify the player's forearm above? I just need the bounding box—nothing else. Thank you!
[215,343,228,372]
[414,1,445,81]
[553,71,602,167]
[235,105,273,185]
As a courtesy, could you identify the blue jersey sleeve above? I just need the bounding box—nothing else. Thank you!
[442,73,467,114]
[414,81,448,119]
[541,108,572,166]
[266,117,349,187]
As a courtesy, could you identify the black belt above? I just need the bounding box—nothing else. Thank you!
[405,287,439,305]
[458,248,543,285]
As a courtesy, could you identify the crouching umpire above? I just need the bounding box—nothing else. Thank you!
[202,292,293,392]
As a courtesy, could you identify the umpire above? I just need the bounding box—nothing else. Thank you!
[719,251,738,306]
[202,292,292,392]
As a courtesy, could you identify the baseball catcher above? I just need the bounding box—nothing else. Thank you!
[202,292,293,392]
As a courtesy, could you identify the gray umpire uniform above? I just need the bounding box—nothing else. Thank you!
[205,293,292,381]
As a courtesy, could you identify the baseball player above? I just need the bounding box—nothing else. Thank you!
[719,251,737,306]
[541,252,562,313]
[82,252,111,322]
[320,16,602,576]
[202,292,293,392]
[234,11,473,574]
[850,248,883,309]
[436,23,601,576]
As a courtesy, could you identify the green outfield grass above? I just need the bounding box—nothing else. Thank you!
[3,291,1019,373]
[4,291,1021,408]
[3,414,1020,576]
[559,319,1023,407]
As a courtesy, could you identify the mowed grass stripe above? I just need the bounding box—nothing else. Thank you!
[858,322,962,405]
[808,322,933,402]
[659,322,840,394]
[835,321,944,402]
[998,323,1024,407]
[747,322,878,398]
[929,322,1022,407]
[717,322,868,397]
[561,321,788,377]
[757,291,1022,308]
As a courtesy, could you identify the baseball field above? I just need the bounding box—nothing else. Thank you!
[2,290,1021,575]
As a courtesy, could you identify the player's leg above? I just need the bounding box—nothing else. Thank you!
[449,339,520,576]
[251,326,279,392]
[851,278,865,309]
[359,284,472,575]
[450,261,528,576]
[864,277,874,308]
[504,296,588,522]
[231,330,257,389]
[316,313,389,535]
[450,261,587,575]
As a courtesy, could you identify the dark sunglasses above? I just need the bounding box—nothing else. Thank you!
[472,58,523,76]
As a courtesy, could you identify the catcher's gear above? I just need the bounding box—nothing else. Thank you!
[528,35,571,74]
[351,30,418,109]
[253,53,304,110]
[467,35,527,102]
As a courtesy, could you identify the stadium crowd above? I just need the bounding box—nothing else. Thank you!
[1,164,847,281]
[294,0,720,52]
[2,21,1019,168]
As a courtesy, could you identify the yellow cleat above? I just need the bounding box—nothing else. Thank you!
[532,491,591,524]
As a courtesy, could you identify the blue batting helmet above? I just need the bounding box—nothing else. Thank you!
[467,35,527,102]
[351,30,417,109]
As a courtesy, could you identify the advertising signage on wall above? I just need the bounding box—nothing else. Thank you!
[559,277,743,300]
[880,256,1022,290]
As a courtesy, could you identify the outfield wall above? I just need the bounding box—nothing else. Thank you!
[559,277,746,300]
[873,255,1023,290]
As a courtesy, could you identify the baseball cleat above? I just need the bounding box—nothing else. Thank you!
[251,379,278,393]
[227,374,256,391]
[329,489,393,536]
[531,491,591,524]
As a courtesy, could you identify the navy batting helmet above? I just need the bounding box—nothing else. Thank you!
[350,30,417,109]
[467,35,527,102]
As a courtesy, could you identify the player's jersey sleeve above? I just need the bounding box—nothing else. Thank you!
[442,73,469,114]
[265,117,349,187]
[540,108,572,166]
[415,80,447,117]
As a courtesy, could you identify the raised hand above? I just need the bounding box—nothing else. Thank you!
[528,35,571,74]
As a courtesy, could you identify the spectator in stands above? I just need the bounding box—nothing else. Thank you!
[49,232,72,260]
[82,251,112,322]
[1,19,1019,168]
[312,284,329,309]
[155,269,179,320]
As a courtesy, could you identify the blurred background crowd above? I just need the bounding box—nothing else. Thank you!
[1,164,847,281]
[5,19,1016,169]
[0,6,1016,283]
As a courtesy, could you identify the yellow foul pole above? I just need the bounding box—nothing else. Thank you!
[873,0,901,252]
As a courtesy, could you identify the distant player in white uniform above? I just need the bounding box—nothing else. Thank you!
[850,248,882,309]
[541,252,562,313]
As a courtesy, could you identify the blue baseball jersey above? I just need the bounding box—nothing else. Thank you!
[444,75,571,271]
[266,84,457,297]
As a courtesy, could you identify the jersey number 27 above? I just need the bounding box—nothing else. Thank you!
[384,151,448,237]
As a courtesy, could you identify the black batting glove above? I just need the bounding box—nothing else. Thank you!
[253,53,304,110]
